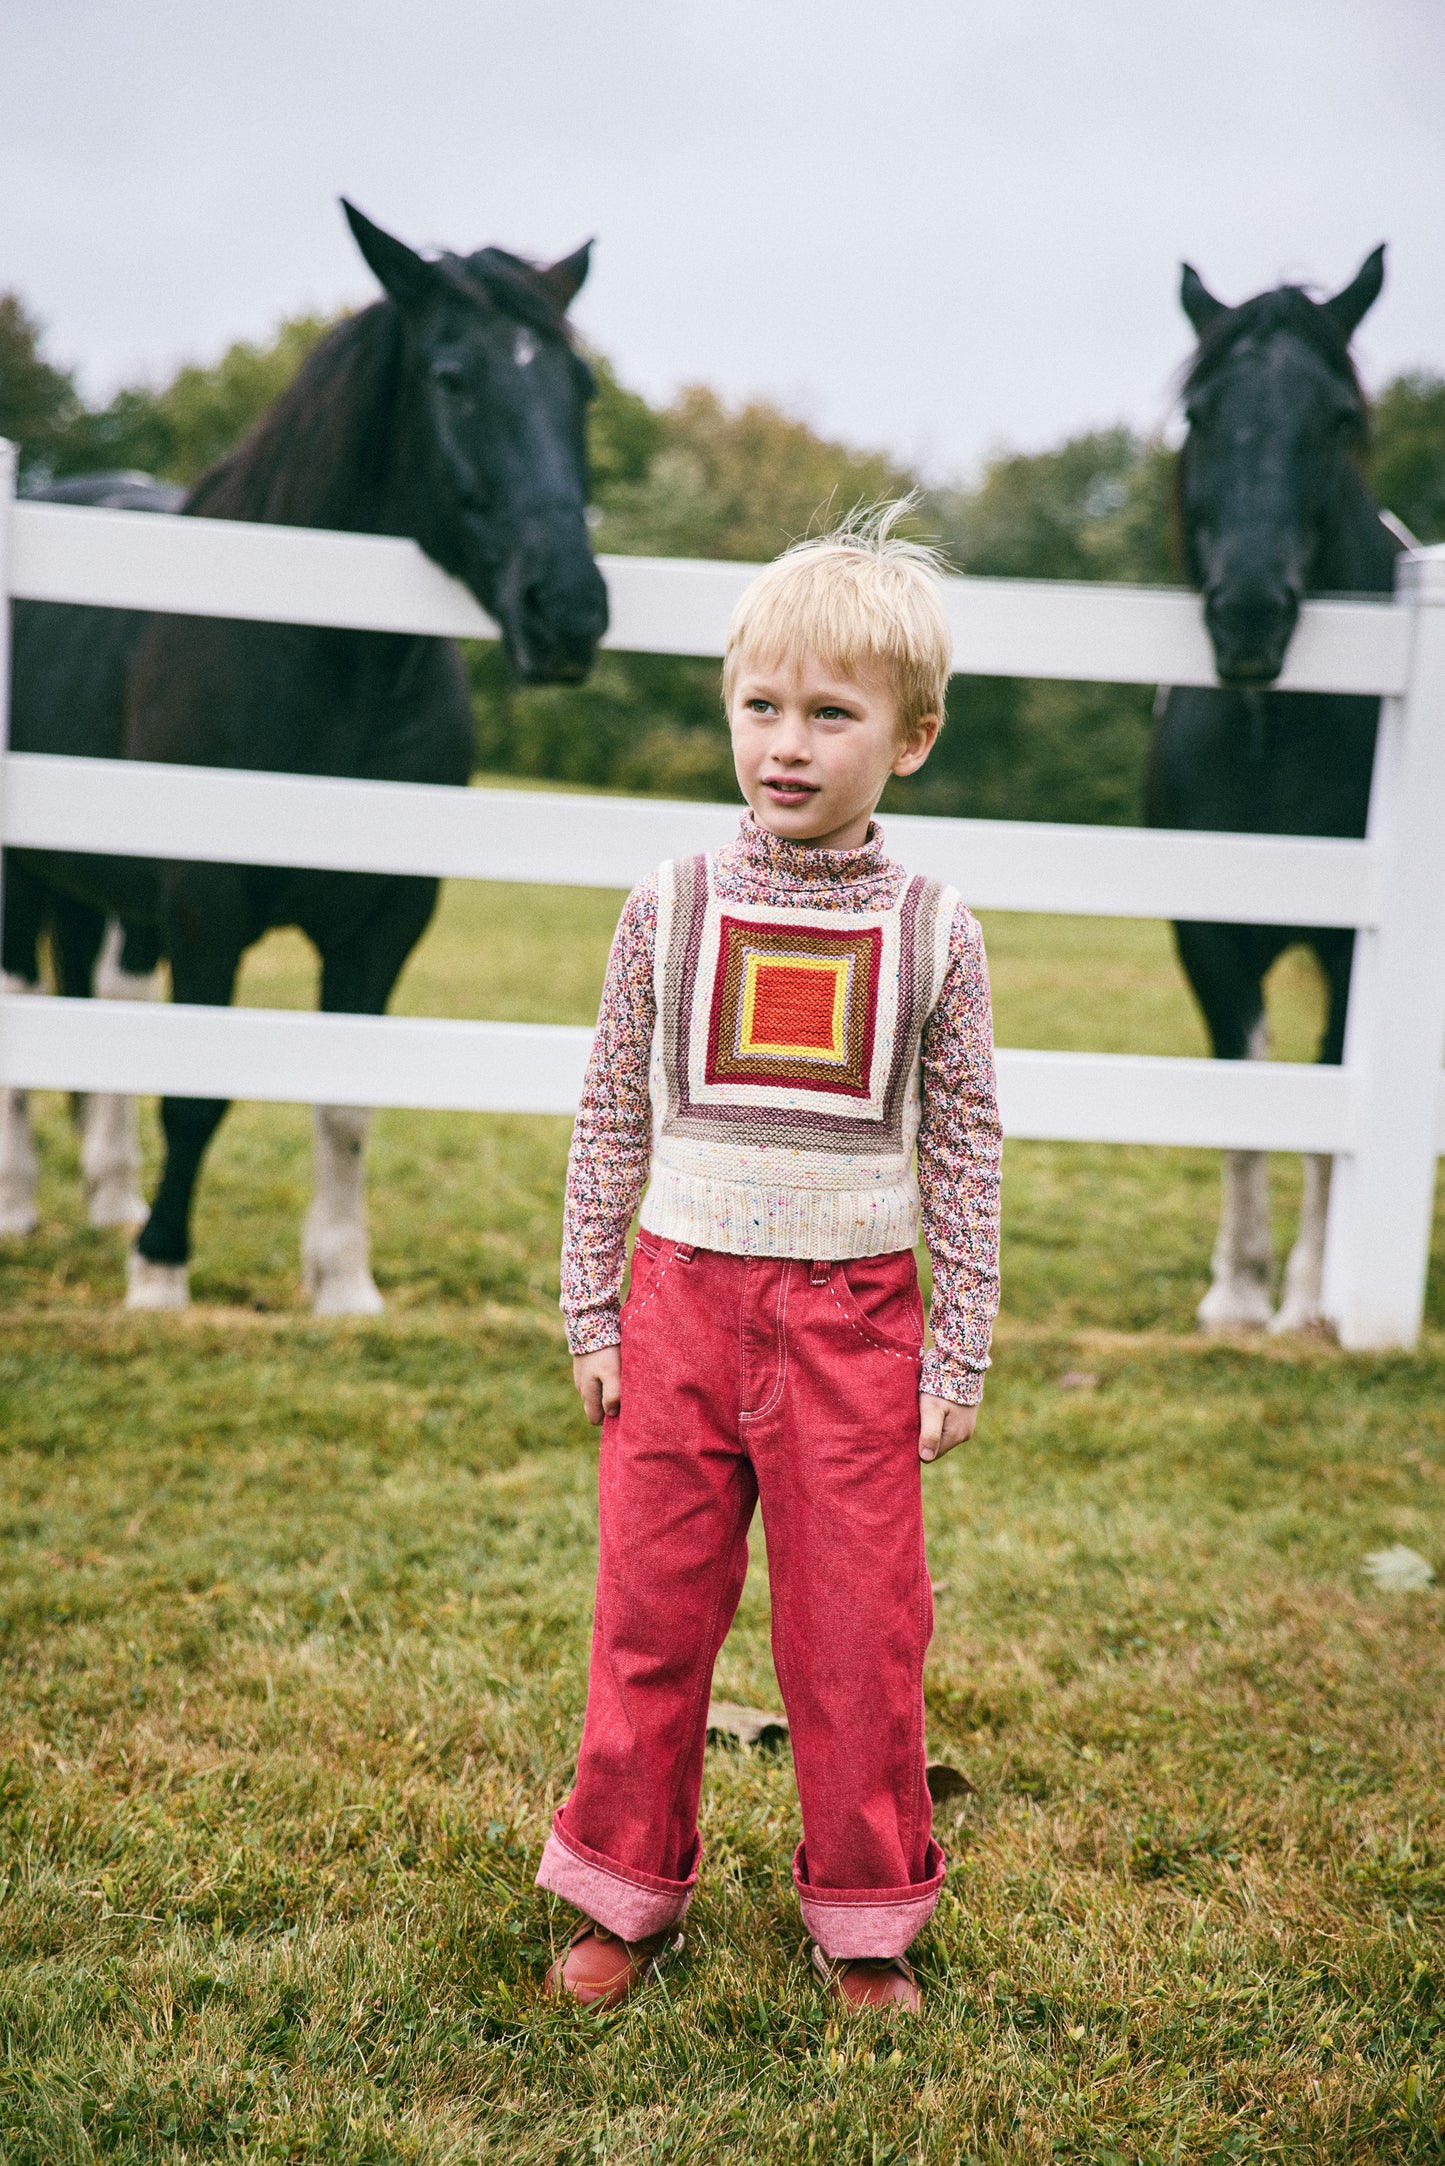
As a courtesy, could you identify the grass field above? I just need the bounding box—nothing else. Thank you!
[2,871,1443,2163]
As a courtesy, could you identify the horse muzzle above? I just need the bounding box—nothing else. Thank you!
[484,528,609,686]
[1203,581,1302,690]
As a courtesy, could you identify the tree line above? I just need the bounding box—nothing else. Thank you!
[4,289,1443,826]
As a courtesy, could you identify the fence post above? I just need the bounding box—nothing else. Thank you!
[1321,543,1445,1348]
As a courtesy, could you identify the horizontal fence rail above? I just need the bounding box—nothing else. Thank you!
[11,498,1411,693]
[0,752,1380,928]
[3,453,1444,1347]
[10,994,1440,1154]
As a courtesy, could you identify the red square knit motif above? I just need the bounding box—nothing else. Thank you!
[705,917,883,1096]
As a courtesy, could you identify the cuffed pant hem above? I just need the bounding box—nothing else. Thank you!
[536,1817,695,1942]
[794,1838,946,1960]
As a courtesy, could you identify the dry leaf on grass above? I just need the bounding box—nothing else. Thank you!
[925,1762,977,1804]
[1058,1371,1100,1391]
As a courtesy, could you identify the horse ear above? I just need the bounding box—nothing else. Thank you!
[535,241,593,313]
[1323,244,1386,342]
[342,199,441,311]
[1180,263,1229,338]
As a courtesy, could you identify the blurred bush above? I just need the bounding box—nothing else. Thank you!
[4,289,1442,826]
[1369,372,1445,544]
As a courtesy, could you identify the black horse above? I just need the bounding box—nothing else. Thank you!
[1145,246,1399,1332]
[1,201,608,1310]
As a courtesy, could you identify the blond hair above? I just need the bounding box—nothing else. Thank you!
[722,499,953,738]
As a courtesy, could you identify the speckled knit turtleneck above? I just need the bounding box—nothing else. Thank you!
[560,815,1001,1404]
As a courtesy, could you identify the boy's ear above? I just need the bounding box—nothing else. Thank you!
[893,713,940,778]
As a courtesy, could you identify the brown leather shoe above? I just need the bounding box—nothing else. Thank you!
[810,1943,921,2012]
[544,1918,683,2009]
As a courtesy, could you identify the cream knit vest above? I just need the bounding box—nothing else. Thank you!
[638,851,959,1259]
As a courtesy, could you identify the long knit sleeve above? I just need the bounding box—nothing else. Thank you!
[916,906,1001,1405]
[560,878,658,1353]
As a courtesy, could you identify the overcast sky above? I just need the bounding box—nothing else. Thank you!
[4,0,1443,479]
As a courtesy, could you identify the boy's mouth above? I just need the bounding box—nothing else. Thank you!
[760,777,819,806]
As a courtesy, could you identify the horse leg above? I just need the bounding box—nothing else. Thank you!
[0,859,54,1236]
[1174,923,1276,1330]
[127,920,245,1311]
[128,1088,232,1310]
[1272,932,1355,1335]
[303,876,439,1315]
[80,920,161,1230]
[304,1104,384,1316]
[1200,1145,1275,1334]
[1272,1154,1332,1334]
[0,974,40,1237]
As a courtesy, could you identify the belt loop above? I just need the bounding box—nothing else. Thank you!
[809,1260,832,1286]
[675,1242,696,1263]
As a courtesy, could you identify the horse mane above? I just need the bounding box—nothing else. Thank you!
[184,301,403,529]
[1184,287,1367,419]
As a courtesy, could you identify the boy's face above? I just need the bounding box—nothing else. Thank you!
[728,652,939,853]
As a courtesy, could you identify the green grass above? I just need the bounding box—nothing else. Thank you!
[1,883,1443,2162]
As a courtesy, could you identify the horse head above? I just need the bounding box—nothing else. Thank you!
[343,200,609,685]
[1176,246,1385,689]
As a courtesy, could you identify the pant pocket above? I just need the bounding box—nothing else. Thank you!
[830,1252,924,1356]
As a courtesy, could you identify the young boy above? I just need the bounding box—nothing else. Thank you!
[538,509,1000,2013]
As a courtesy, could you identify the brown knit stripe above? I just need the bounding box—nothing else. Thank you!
[658,854,704,1120]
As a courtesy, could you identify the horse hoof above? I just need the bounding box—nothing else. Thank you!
[311,1273,385,1317]
[125,1253,191,1310]
[87,1183,149,1230]
[1268,1299,1323,1336]
[1196,1281,1274,1332]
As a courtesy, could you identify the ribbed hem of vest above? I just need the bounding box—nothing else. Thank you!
[641,1174,920,1259]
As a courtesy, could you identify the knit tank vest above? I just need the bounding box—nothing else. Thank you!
[638,850,960,1259]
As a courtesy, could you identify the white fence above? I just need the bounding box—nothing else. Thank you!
[2,436,1444,1348]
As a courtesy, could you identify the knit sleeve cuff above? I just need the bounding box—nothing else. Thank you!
[920,1349,987,1407]
[563,1305,623,1358]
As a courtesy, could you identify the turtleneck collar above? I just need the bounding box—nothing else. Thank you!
[732,812,890,892]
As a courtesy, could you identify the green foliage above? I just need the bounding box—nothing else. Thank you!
[68,314,340,485]
[884,674,1159,828]
[929,426,1177,586]
[585,351,667,499]
[592,383,916,562]
[471,645,735,799]
[0,293,85,481]
[0,296,337,485]
[1371,372,1445,543]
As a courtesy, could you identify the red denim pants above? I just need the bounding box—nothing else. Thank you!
[537,1236,945,1960]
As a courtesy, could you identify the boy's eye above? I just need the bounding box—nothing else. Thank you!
[815,706,852,721]
[745,698,776,715]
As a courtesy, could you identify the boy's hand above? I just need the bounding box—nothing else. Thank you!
[919,1393,977,1463]
[574,1347,621,1427]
